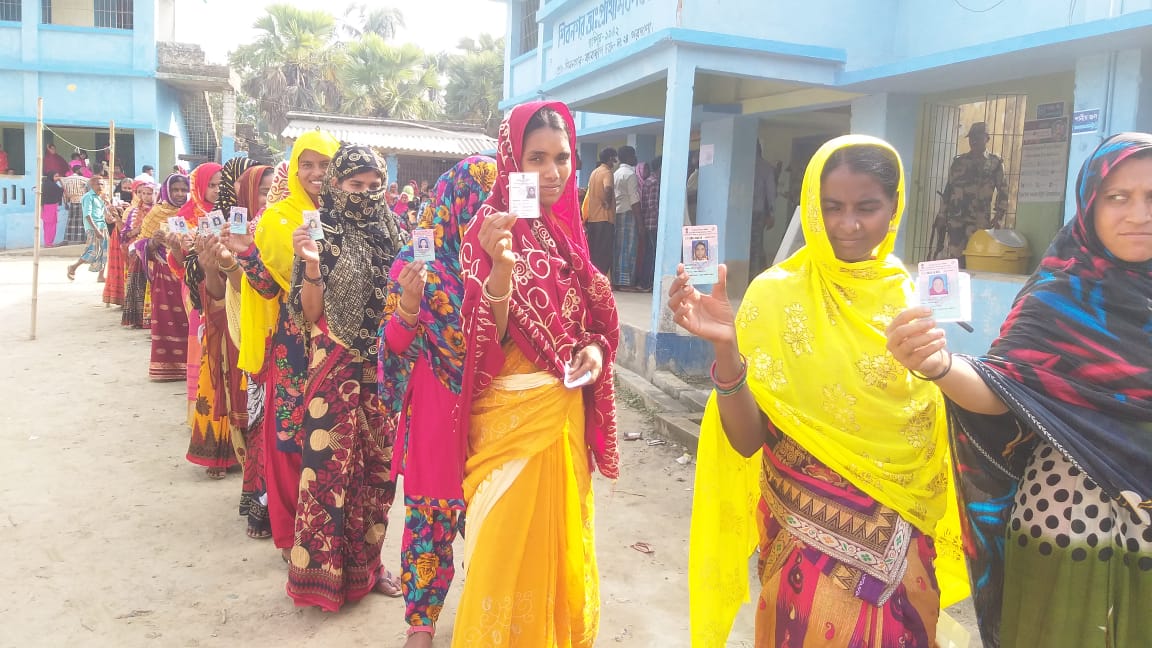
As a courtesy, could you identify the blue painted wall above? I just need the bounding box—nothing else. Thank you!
[0,0,189,249]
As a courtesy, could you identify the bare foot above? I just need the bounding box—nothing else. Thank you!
[403,631,433,648]
[281,548,291,563]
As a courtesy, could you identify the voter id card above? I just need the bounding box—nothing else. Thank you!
[915,259,972,323]
[508,172,540,219]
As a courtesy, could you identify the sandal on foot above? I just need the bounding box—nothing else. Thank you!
[66,268,76,281]
[206,468,227,480]
[374,567,402,598]
[246,526,272,540]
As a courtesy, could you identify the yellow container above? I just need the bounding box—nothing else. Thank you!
[963,229,1031,274]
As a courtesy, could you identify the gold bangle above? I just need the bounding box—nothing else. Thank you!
[397,300,420,319]
[482,280,513,304]
[218,262,239,273]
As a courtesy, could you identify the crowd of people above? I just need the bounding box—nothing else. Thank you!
[61,99,1151,648]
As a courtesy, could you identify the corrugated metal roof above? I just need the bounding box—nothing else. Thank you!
[282,113,496,157]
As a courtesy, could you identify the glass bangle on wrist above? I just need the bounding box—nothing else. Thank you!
[711,353,748,396]
[910,351,953,381]
[483,280,512,303]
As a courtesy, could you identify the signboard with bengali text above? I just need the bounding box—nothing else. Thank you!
[547,0,678,81]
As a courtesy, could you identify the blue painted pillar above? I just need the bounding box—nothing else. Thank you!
[850,93,921,257]
[219,136,237,164]
[652,55,696,333]
[578,142,598,188]
[134,129,160,175]
[21,0,37,63]
[386,154,399,189]
[696,115,757,293]
[628,133,658,167]
[1066,48,1152,224]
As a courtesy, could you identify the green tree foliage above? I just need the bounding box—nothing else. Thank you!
[229,4,505,146]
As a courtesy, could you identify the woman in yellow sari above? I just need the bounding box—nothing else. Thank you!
[453,101,620,647]
[669,136,968,647]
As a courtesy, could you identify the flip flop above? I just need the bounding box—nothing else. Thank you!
[374,567,402,598]
[66,268,75,281]
[206,468,227,480]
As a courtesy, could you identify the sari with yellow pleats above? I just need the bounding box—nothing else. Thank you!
[688,135,969,647]
[452,346,598,648]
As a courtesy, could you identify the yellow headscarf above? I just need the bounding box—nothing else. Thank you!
[688,135,968,646]
[237,129,340,373]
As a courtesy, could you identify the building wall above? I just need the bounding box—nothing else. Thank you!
[0,0,186,249]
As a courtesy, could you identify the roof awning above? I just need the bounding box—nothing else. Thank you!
[282,112,497,157]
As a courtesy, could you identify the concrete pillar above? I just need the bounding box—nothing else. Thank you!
[628,133,658,167]
[652,56,695,332]
[21,0,38,63]
[579,142,598,188]
[696,115,757,293]
[850,92,920,256]
[1065,49,1152,223]
[386,154,399,188]
[134,129,160,176]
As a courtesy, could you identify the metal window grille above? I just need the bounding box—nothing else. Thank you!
[0,0,20,21]
[40,0,50,24]
[909,94,1027,265]
[518,0,539,55]
[94,0,132,29]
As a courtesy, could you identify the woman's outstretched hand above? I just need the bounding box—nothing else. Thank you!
[886,306,950,376]
[667,263,736,345]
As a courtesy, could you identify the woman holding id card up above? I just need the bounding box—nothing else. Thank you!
[378,155,495,645]
[453,101,620,647]
[285,144,406,611]
[669,136,968,647]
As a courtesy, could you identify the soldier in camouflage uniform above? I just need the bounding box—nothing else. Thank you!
[939,122,1009,263]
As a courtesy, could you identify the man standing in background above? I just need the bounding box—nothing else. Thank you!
[582,147,617,275]
[612,145,642,290]
[750,140,777,276]
[60,167,89,244]
[637,156,662,292]
[939,121,1009,263]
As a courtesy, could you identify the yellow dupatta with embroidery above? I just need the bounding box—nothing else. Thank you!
[237,130,340,373]
[687,135,968,646]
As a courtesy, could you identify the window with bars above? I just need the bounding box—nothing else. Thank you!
[518,0,539,55]
[95,0,132,29]
[0,0,21,21]
[40,0,50,24]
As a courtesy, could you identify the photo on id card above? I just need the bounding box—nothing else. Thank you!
[508,172,540,219]
[303,210,324,241]
[412,228,435,262]
[916,259,971,322]
[682,225,718,284]
[167,216,189,235]
[229,207,248,234]
[206,210,226,234]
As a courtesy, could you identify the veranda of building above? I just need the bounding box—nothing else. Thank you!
[0,0,237,249]
[499,0,1152,377]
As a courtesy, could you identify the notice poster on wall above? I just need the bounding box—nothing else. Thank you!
[1018,117,1069,203]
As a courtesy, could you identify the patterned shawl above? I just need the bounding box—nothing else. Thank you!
[236,165,272,224]
[952,132,1152,646]
[688,135,968,645]
[378,155,496,413]
[265,161,290,205]
[214,156,261,214]
[458,100,620,479]
[177,162,222,223]
[289,145,403,361]
[135,174,187,263]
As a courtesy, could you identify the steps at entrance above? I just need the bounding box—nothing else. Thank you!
[614,365,708,453]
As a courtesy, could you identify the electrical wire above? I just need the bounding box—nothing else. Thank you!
[951,0,1008,12]
[42,125,112,154]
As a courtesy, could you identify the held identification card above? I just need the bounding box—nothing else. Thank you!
[167,216,189,235]
[682,225,719,285]
[229,206,248,234]
[412,228,435,263]
[206,210,226,234]
[303,210,324,241]
[508,172,541,219]
[197,219,211,237]
[916,259,972,323]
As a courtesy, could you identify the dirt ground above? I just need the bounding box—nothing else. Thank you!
[0,255,760,648]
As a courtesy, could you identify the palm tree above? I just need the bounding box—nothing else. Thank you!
[229,4,344,134]
[443,35,505,135]
[340,3,404,40]
[339,35,441,120]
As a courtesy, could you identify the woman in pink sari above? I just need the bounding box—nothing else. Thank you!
[379,155,496,645]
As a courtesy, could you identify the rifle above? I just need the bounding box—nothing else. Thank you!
[927,189,948,260]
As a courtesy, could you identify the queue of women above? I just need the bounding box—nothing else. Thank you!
[75,98,1149,647]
